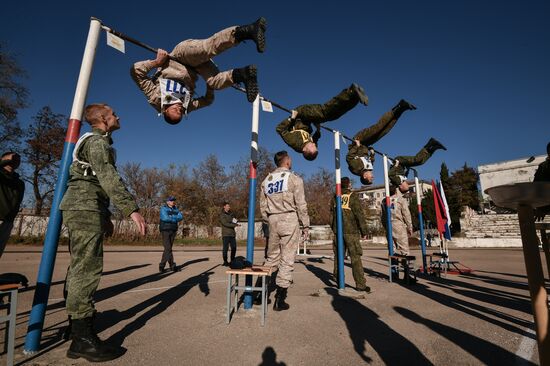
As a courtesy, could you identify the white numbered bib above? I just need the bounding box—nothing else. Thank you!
[263,171,290,195]
[359,157,373,170]
[159,78,191,110]
[341,193,351,210]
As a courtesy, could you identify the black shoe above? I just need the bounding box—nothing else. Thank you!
[170,262,179,272]
[223,261,230,267]
[159,263,166,273]
[424,137,447,153]
[273,286,290,311]
[357,285,372,293]
[392,99,417,115]
[233,65,259,103]
[62,317,72,341]
[66,317,122,362]
[235,17,267,53]
[350,83,369,106]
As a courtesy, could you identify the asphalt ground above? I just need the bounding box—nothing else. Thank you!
[1,246,548,365]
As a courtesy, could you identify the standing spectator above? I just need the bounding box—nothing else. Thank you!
[220,202,239,266]
[159,196,183,273]
[0,151,25,258]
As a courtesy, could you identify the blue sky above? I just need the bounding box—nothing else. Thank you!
[2,0,549,186]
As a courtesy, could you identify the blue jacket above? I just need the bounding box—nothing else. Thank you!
[159,204,183,232]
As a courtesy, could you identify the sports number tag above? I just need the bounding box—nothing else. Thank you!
[264,172,290,195]
[159,78,191,110]
[341,193,351,210]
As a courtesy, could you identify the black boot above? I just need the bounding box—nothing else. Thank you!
[424,137,447,154]
[170,262,179,272]
[350,83,369,106]
[159,263,165,273]
[232,65,259,103]
[235,17,267,53]
[62,316,72,341]
[392,99,417,117]
[66,317,122,362]
[273,286,290,311]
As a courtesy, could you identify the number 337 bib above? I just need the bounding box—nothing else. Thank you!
[263,171,290,195]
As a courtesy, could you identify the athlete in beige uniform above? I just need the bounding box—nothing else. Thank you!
[260,151,310,311]
[381,181,413,255]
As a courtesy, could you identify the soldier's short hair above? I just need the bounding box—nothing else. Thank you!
[303,150,318,161]
[274,151,289,167]
[84,104,110,126]
[341,177,351,189]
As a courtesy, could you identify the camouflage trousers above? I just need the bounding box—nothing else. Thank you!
[389,148,431,182]
[392,224,410,255]
[295,86,359,124]
[0,219,14,259]
[353,109,399,147]
[333,233,366,289]
[264,212,300,288]
[63,210,108,319]
[170,26,237,90]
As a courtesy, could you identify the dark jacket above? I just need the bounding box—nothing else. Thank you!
[220,210,238,237]
[0,161,25,221]
[159,204,183,232]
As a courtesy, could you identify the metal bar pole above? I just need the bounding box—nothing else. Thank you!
[383,155,394,257]
[24,17,101,354]
[244,95,260,310]
[415,173,428,273]
[517,205,550,365]
[334,131,345,290]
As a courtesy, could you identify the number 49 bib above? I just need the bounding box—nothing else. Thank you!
[263,171,290,195]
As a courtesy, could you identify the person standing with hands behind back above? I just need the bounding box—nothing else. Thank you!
[159,196,183,273]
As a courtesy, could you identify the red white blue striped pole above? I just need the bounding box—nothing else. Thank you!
[24,17,101,353]
[244,94,260,310]
[383,155,394,257]
[334,131,345,289]
[414,172,428,273]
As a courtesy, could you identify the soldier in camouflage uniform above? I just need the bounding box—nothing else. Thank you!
[388,138,447,187]
[131,18,266,125]
[331,177,370,292]
[60,104,146,362]
[276,84,369,161]
[534,142,550,221]
[346,99,416,185]
[260,151,310,311]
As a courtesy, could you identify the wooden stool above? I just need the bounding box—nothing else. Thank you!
[226,266,273,326]
[0,284,20,366]
[388,255,417,284]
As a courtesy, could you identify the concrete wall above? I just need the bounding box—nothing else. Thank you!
[478,155,545,200]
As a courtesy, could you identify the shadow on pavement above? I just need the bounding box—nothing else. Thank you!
[258,346,286,366]
[97,264,220,346]
[394,306,536,365]
[302,262,433,364]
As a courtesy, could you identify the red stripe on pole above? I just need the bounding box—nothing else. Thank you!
[386,196,391,206]
[418,204,422,213]
[335,183,341,196]
[65,119,82,143]
[249,161,257,179]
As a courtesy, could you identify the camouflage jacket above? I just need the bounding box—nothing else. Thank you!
[131,60,214,114]
[275,117,321,153]
[60,128,138,217]
[534,157,550,182]
[331,188,368,236]
[346,144,373,176]
[260,167,310,228]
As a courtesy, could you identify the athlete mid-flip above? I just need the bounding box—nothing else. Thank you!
[131,18,266,125]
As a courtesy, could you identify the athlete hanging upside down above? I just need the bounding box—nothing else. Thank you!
[131,18,266,125]
[346,99,416,185]
[276,84,369,161]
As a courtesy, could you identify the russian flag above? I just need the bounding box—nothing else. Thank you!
[431,180,451,240]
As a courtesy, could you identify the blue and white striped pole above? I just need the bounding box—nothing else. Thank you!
[334,131,345,289]
[414,172,428,273]
[244,94,260,310]
[24,17,102,353]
